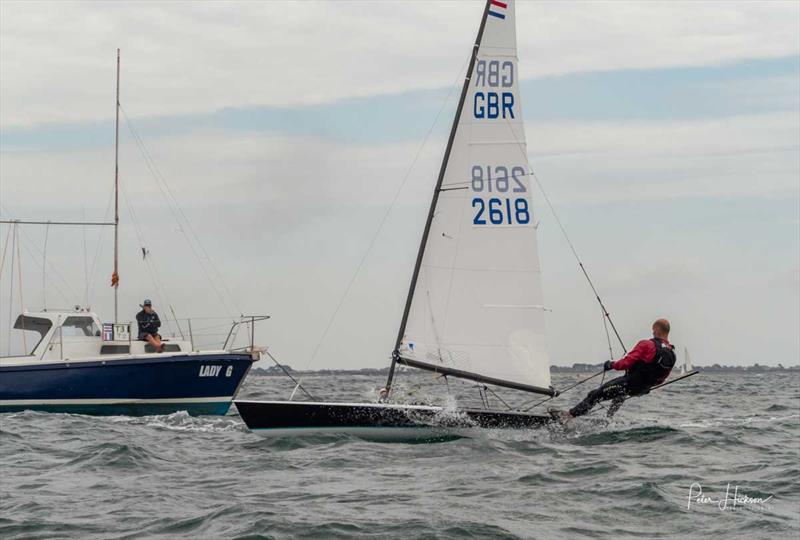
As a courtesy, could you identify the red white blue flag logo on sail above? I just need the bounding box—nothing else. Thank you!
[488,0,507,19]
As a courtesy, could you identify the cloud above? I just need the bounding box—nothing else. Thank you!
[0,129,443,361]
[2,104,798,366]
[2,0,798,127]
[528,111,800,203]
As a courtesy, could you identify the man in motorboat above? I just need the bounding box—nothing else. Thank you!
[136,299,164,352]
[551,318,676,422]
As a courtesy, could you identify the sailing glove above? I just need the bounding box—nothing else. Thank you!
[603,360,613,371]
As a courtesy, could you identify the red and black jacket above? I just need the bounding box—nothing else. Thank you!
[611,337,676,388]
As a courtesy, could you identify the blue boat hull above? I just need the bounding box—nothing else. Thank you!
[0,353,253,416]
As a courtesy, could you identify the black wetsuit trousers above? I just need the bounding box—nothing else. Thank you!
[569,376,649,417]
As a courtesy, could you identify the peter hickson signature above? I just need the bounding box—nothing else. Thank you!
[687,482,773,510]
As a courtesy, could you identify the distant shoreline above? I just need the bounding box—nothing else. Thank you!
[250,363,800,377]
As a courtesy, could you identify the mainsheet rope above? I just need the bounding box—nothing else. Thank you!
[519,369,605,412]
[120,105,240,320]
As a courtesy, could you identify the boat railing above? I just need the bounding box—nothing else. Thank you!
[151,315,269,356]
[222,315,271,354]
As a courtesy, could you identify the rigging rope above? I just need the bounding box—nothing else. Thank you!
[600,303,614,361]
[1,203,81,303]
[118,177,177,335]
[120,105,240,319]
[7,224,16,354]
[483,385,513,410]
[519,369,604,412]
[518,313,615,412]
[0,225,10,356]
[289,57,472,398]
[530,167,627,354]
[19,231,74,306]
[265,350,315,400]
[0,225,11,283]
[501,116,627,354]
[15,225,27,353]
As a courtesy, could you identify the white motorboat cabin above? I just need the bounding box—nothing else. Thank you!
[1,309,195,366]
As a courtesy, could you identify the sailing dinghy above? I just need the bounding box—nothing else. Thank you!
[236,0,558,437]
[680,347,693,375]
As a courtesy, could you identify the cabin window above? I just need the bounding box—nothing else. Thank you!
[100,345,130,355]
[6,315,53,356]
[145,343,181,353]
[61,316,101,337]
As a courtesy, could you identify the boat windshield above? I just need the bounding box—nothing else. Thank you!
[61,316,101,337]
[5,315,53,356]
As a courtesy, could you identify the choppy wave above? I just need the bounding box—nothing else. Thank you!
[105,410,248,433]
[1,371,798,539]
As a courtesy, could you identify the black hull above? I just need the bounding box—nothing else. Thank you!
[234,400,552,440]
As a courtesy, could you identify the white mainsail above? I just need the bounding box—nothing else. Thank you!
[683,347,692,374]
[397,0,552,394]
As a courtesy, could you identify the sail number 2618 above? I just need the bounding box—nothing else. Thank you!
[471,165,531,226]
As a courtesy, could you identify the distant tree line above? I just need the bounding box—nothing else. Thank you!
[250,362,798,377]
[551,362,798,372]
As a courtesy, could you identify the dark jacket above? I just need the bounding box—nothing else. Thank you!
[136,309,161,338]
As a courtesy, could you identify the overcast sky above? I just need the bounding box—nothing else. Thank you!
[1,0,798,369]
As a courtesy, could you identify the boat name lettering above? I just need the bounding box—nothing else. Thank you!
[199,365,222,377]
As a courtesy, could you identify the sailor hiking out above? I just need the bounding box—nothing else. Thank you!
[552,319,676,422]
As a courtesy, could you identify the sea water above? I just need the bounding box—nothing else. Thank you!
[1,371,798,539]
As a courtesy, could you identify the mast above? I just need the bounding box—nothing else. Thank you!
[385,0,492,392]
[113,48,120,322]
